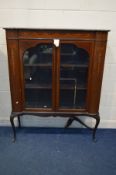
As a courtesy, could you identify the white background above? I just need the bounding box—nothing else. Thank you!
[0,0,116,128]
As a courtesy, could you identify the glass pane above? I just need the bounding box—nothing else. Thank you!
[60,43,89,109]
[23,43,53,108]
[60,44,89,65]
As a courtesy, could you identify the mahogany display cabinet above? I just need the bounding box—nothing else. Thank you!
[5,28,109,142]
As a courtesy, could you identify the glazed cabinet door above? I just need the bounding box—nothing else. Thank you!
[19,40,56,111]
[56,40,94,111]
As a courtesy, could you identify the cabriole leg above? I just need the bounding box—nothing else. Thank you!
[10,114,16,142]
[93,113,100,142]
[65,118,74,128]
[65,113,100,142]
[17,115,21,128]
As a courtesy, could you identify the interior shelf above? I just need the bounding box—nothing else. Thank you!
[61,64,88,68]
[24,63,52,67]
[25,84,52,89]
[25,83,87,90]
[24,63,88,68]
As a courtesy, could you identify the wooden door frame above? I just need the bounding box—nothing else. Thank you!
[19,39,56,112]
[55,39,95,112]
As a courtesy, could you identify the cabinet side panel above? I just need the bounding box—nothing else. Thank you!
[88,40,107,114]
[6,39,23,112]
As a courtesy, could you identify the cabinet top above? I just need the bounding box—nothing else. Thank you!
[4,27,110,32]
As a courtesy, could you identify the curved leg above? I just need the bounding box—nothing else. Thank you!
[10,114,16,142]
[65,113,100,142]
[73,116,93,130]
[65,116,93,130]
[17,115,21,128]
[65,118,74,128]
[93,113,100,142]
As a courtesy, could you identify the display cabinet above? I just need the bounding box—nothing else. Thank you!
[5,28,109,141]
